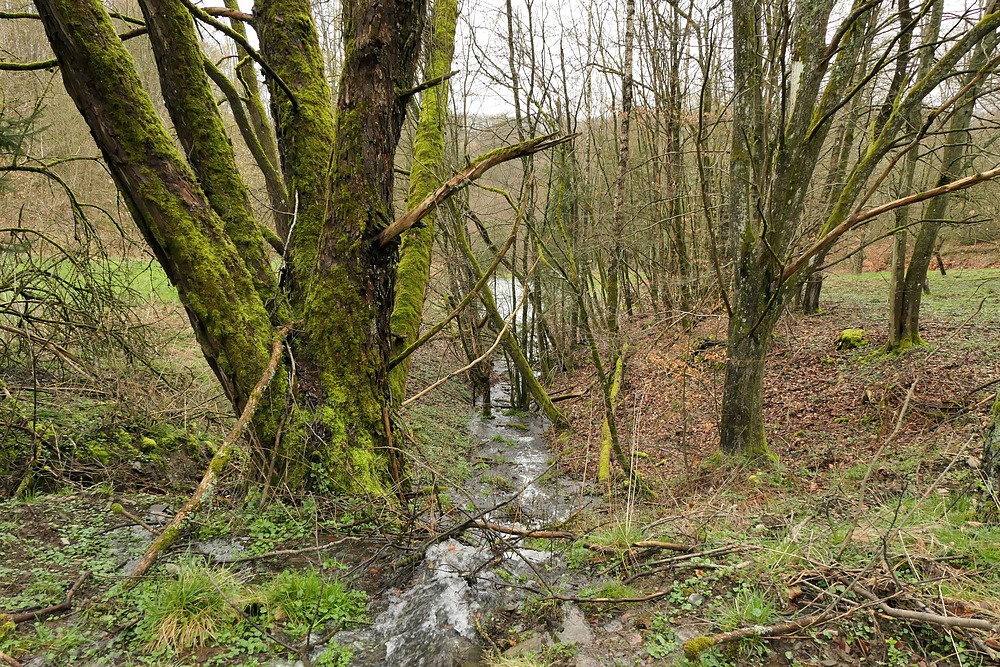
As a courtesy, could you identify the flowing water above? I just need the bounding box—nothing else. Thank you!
[331,363,600,666]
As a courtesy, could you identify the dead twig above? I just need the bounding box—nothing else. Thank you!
[852,582,999,633]
[110,503,156,533]
[682,611,836,660]
[5,571,90,624]
[469,520,694,553]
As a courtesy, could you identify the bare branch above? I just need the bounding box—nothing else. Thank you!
[783,164,1000,282]
[396,69,459,101]
[176,0,299,110]
[377,133,576,246]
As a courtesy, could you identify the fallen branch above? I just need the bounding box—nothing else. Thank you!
[682,580,1000,661]
[0,651,21,667]
[550,388,590,403]
[545,588,677,604]
[128,325,291,581]
[5,571,90,624]
[626,545,744,582]
[470,520,576,540]
[469,520,693,553]
[110,503,156,533]
[378,133,576,246]
[852,583,999,633]
[682,611,835,660]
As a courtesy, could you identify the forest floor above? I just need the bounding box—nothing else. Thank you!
[1,267,999,667]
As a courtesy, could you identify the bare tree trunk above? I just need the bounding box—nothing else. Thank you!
[889,28,995,352]
[607,0,635,337]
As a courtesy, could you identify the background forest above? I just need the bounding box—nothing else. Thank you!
[2,0,1000,664]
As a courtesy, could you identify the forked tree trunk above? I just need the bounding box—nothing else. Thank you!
[887,29,994,352]
[36,0,427,496]
[264,0,425,493]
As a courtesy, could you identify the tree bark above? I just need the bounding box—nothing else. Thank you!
[33,0,279,432]
[721,258,780,459]
[888,27,995,352]
[982,396,1000,522]
[389,0,459,405]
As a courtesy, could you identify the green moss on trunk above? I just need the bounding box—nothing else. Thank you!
[273,0,425,495]
[254,0,338,303]
[34,0,284,456]
[139,0,276,302]
[389,0,459,405]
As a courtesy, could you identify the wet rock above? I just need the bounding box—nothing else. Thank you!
[557,603,594,647]
[504,633,548,657]
[145,503,173,525]
[193,538,245,561]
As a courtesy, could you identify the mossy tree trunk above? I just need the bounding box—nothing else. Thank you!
[33,0,282,441]
[36,0,429,496]
[721,0,869,457]
[389,0,459,405]
[887,30,994,352]
[258,0,426,493]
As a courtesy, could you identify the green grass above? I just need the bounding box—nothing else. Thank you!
[823,269,1000,327]
[0,255,179,304]
[260,568,366,638]
[135,558,249,650]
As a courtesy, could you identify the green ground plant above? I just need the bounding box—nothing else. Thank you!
[260,568,366,638]
[134,558,249,651]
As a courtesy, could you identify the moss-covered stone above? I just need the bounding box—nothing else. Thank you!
[682,635,717,660]
[835,328,868,350]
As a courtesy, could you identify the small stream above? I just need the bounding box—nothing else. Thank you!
[327,359,600,666]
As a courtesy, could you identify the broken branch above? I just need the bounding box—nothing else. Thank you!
[5,571,90,624]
